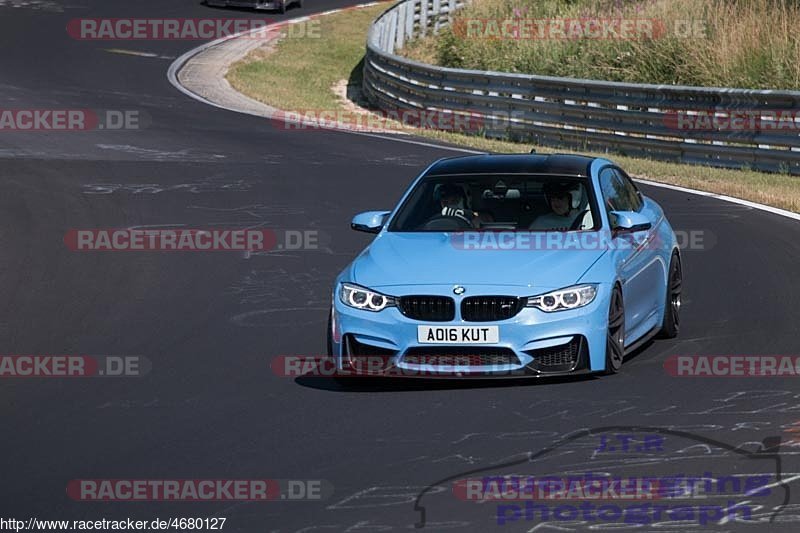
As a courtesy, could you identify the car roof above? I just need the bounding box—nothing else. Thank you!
[425,153,597,178]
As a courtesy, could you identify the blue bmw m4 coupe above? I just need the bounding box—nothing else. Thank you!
[329,153,682,378]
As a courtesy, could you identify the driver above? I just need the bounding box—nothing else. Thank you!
[529,182,580,231]
[437,183,480,228]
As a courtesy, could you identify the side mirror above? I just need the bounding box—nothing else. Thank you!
[351,211,390,234]
[610,210,651,236]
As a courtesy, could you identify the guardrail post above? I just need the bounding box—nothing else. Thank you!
[419,0,428,37]
[432,0,441,33]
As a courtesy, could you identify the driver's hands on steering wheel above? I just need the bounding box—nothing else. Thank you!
[441,206,480,228]
[441,206,472,221]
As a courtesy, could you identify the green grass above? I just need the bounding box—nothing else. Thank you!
[226,2,800,213]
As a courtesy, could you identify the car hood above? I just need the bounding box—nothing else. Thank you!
[350,232,606,292]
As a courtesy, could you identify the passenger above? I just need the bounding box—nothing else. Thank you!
[530,182,580,231]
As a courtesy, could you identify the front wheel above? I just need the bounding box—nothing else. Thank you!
[327,309,349,387]
[326,308,333,355]
[658,253,682,339]
[604,286,625,374]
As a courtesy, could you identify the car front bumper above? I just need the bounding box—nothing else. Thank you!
[330,283,612,378]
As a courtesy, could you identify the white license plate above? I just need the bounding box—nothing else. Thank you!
[417,325,499,344]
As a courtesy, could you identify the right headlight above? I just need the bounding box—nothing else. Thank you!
[339,283,396,312]
[526,284,598,312]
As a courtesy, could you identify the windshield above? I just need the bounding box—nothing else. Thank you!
[388,174,600,232]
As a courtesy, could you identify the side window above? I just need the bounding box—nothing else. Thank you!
[599,167,628,216]
[613,168,643,212]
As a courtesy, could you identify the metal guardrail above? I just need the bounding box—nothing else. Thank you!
[363,0,800,174]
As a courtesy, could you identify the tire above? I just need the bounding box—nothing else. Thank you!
[604,285,625,374]
[296,0,303,7]
[326,308,333,355]
[327,309,349,387]
[658,253,682,339]
[279,1,286,14]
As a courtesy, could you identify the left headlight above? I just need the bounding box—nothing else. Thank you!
[526,284,598,312]
[340,283,396,312]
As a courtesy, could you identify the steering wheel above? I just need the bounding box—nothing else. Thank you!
[420,215,473,231]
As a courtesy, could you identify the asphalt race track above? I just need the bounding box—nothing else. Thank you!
[1,1,800,531]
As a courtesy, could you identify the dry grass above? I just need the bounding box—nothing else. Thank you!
[227,5,382,111]
[403,0,800,89]
[226,1,800,213]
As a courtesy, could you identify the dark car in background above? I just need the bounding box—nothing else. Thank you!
[206,0,303,13]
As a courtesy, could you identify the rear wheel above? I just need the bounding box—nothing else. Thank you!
[658,253,682,338]
[604,286,625,374]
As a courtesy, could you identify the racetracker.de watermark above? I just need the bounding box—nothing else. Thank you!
[664,109,800,132]
[66,18,319,40]
[665,355,800,377]
[274,109,487,133]
[452,18,707,40]
[67,479,332,501]
[449,230,710,251]
[454,476,665,502]
[0,355,149,378]
[0,109,147,131]
[64,229,320,252]
[273,355,538,378]
[454,472,772,502]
